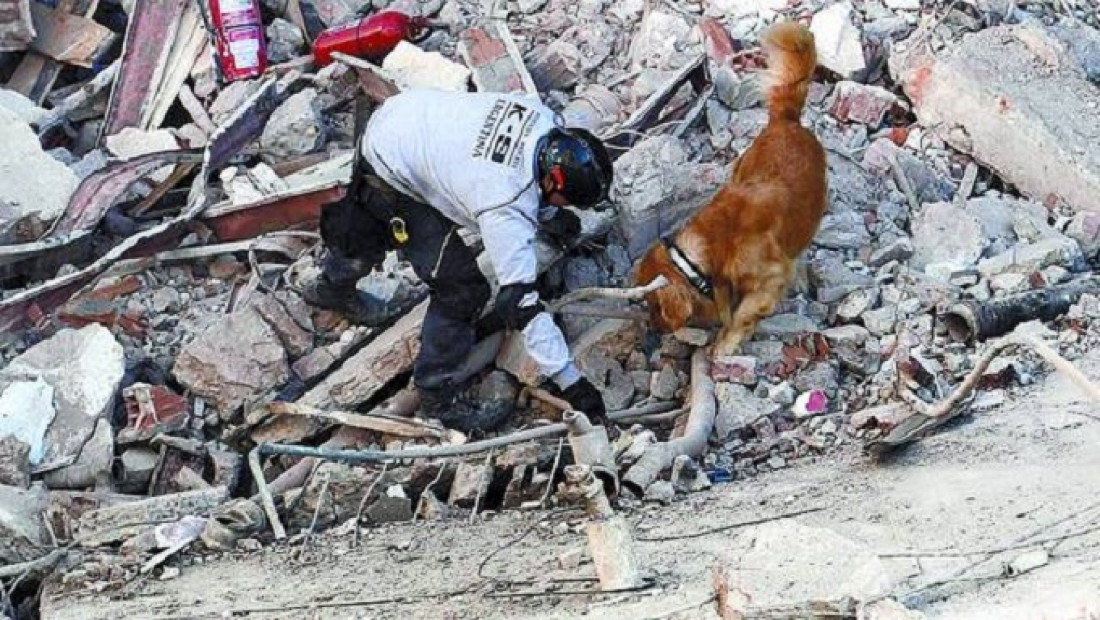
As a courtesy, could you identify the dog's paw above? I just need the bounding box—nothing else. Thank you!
[713,337,745,358]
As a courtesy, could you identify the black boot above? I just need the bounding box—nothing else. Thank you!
[300,274,399,327]
[417,382,513,436]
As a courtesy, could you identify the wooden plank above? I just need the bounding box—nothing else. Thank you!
[144,1,206,129]
[74,487,228,547]
[7,0,98,104]
[26,2,116,68]
[100,0,190,140]
[259,402,459,442]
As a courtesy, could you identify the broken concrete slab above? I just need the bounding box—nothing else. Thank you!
[0,325,124,473]
[0,436,31,487]
[383,40,472,92]
[0,483,49,565]
[302,305,422,414]
[712,356,758,386]
[827,81,898,126]
[861,305,900,337]
[0,377,55,467]
[870,237,915,268]
[911,202,988,273]
[25,2,116,68]
[612,135,726,259]
[561,84,621,134]
[644,480,675,505]
[118,447,159,494]
[714,383,773,440]
[755,313,818,341]
[248,292,314,359]
[259,88,327,165]
[1064,211,1100,258]
[572,319,646,370]
[891,23,1100,214]
[0,106,79,225]
[208,80,263,127]
[863,138,954,206]
[579,354,634,411]
[649,364,679,401]
[977,236,1085,278]
[104,128,181,183]
[816,210,872,251]
[810,2,867,78]
[629,9,699,71]
[42,417,112,490]
[810,254,874,303]
[718,519,898,607]
[823,324,871,348]
[172,307,290,420]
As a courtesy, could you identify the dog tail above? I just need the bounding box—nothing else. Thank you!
[760,21,817,122]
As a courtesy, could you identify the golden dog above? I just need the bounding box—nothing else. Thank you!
[635,20,828,356]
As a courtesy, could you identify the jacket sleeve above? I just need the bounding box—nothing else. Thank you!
[476,206,539,288]
[476,206,582,389]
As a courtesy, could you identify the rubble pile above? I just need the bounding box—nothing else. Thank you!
[1,0,1099,613]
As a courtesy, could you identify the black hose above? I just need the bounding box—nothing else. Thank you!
[942,276,1100,343]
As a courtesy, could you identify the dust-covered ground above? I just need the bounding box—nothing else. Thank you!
[42,350,1100,620]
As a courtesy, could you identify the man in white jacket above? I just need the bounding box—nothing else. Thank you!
[303,88,613,434]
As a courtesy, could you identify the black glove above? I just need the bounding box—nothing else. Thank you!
[561,377,608,425]
[540,208,581,250]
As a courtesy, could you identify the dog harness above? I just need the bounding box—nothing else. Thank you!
[666,241,714,298]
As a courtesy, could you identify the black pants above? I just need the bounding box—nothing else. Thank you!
[318,173,491,392]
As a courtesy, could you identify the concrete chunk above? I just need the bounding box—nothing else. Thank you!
[612,136,726,258]
[0,325,124,472]
[0,483,49,565]
[827,81,897,126]
[0,107,78,225]
[810,3,867,78]
[891,23,1100,213]
[173,307,289,419]
[383,40,472,92]
[259,88,327,164]
[719,519,898,607]
[977,236,1085,278]
[0,436,30,488]
[911,202,988,272]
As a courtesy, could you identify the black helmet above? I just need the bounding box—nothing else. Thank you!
[538,127,614,208]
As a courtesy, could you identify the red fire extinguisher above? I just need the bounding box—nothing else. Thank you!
[311,11,434,68]
[204,0,268,84]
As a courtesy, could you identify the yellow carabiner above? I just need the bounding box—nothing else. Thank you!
[390,217,409,244]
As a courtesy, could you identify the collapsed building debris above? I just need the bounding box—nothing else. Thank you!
[2,0,1100,616]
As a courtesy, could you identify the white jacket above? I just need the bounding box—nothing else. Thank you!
[361,88,581,389]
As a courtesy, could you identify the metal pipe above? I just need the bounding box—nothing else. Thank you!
[942,277,1100,343]
[621,348,716,495]
[254,401,681,464]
